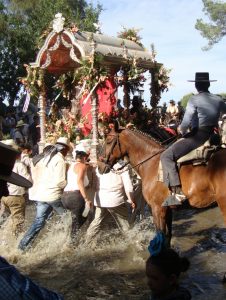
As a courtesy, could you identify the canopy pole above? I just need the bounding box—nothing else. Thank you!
[89,37,98,164]
[38,70,46,153]
[90,91,99,163]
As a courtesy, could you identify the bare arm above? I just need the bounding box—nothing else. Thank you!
[121,170,136,209]
[75,163,92,208]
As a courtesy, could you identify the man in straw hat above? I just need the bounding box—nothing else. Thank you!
[0,142,63,299]
[0,140,31,236]
[161,72,226,206]
[18,137,70,251]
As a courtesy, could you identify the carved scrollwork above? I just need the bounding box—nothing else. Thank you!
[41,51,51,68]
[61,35,72,48]
[49,35,61,51]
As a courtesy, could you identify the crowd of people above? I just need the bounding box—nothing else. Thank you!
[1,72,226,299]
[0,139,192,300]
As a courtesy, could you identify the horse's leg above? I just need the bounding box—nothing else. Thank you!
[151,204,172,247]
[165,207,172,247]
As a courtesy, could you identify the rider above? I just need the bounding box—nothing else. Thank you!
[161,72,226,206]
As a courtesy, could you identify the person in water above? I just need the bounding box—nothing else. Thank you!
[146,232,191,300]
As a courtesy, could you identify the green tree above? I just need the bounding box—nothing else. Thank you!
[0,0,102,105]
[180,93,193,109]
[195,0,226,50]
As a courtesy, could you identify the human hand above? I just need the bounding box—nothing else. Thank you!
[85,199,93,208]
[131,202,136,209]
[177,126,183,135]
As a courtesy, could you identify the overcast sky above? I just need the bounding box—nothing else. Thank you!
[91,0,226,105]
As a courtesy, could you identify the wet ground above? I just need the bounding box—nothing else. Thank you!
[0,202,226,299]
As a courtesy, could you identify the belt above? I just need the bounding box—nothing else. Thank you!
[63,190,80,194]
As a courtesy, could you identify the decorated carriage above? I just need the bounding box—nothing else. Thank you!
[22,13,170,161]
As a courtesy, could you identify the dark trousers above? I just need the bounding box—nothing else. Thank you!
[160,129,212,188]
[61,191,86,236]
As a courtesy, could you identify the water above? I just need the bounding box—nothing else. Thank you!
[0,202,226,299]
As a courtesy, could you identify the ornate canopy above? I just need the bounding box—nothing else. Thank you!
[30,13,161,74]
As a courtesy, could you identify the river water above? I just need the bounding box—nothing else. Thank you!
[0,202,225,300]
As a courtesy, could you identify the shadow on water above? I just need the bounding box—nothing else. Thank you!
[26,247,149,300]
[170,205,226,300]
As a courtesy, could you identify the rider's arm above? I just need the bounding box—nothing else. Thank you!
[180,97,196,134]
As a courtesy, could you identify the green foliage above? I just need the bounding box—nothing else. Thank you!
[219,93,226,98]
[195,0,226,50]
[180,93,193,108]
[0,0,102,104]
[73,53,107,90]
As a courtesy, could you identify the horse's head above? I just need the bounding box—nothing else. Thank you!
[98,121,126,174]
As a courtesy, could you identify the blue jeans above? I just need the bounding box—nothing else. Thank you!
[18,199,65,250]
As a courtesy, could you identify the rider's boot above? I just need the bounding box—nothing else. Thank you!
[162,185,186,207]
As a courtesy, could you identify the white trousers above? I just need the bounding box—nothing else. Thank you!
[86,204,130,239]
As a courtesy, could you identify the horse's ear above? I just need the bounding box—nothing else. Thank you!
[114,120,120,132]
[109,119,120,132]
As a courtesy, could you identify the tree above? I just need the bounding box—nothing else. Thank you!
[0,0,102,105]
[180,93,193,109]
[195,0,226,50]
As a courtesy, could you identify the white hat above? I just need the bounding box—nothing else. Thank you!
[55,137,70,148]
[1,139,20,151]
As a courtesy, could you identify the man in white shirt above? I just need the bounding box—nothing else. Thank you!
[85,161,136,241]
[166,100,179,121]
[18,137,70,251]
[0,140,31,236]
[0,141,63,300]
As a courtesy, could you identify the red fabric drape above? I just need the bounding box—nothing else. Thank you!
[79,78,116,136]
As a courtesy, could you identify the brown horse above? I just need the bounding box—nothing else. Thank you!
[102,126,226,244]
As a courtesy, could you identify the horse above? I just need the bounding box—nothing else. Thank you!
[101,125,226,245]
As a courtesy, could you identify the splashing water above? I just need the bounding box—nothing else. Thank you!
[0,203,225,299]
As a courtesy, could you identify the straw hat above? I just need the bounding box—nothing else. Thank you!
[55,137,70,148]
[16,120,25,128]
[1,139,20,151]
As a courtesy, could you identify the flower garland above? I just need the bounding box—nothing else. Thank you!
[117,26,143,47]
[19,65,44,101]
[149,45,171,107]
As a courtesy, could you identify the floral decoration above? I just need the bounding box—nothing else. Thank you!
[149,45,171,107]
[117,26,143,47]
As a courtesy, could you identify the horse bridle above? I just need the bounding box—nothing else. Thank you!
[102,131,166,174]
[102,133,124,167]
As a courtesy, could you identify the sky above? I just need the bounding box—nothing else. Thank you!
[90,0,226,105]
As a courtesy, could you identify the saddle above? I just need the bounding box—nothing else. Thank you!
[177,133,221,166]
[158,134,221,182]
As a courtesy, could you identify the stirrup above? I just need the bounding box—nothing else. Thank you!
[162,194,184,207]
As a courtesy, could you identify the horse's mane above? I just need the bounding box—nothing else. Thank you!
[127,128,162,146]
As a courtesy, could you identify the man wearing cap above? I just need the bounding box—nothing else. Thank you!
[166,99,179,121]
[18,137,70,251]
[161,72,226,206]
[0,142,63,299]
[0,140,31,236]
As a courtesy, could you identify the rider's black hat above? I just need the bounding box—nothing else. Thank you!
[188,72,217,82]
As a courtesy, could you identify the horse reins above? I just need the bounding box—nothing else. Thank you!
[102,132,172,174]
[113,147,165,174]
